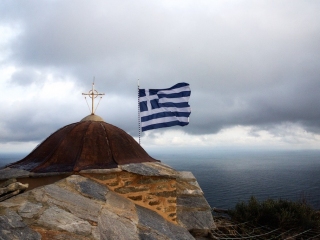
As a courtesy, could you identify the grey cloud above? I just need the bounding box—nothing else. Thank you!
[10,68,39,86]
[1,0,320,143]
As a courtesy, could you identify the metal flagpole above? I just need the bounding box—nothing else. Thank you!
[138,79,141,145]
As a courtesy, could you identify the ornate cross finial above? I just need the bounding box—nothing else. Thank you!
[82,81,105,115]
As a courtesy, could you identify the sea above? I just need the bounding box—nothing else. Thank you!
[1,149,320,210]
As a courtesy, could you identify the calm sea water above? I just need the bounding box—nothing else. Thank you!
[149,149,320,210]
[1,150,320,210]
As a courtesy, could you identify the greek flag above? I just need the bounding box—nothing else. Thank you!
[139,82,191,132]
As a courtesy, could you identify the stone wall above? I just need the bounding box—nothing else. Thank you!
[81,171,177,223]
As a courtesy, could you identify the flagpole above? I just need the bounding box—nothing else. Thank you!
[138,79,141,145]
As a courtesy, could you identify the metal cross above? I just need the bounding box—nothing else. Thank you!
[82,82,105,115]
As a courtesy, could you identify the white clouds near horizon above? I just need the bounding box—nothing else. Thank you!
[1,0,320,153]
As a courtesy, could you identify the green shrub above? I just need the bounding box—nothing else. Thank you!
[229,196,320,230]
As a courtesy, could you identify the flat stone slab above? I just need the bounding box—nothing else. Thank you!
[98,208,139,240]
[38,206,92,236]
[177,208,215,232]
[177,179,203,195]
[136,205,194,240]
[64,175,109,202]
[0,168,30,180]
[79,168,122,174]
[120,162,179,177]
[35,183,102,222]
[178,171,197,180]
[176,187,216,233]
[177,195,211,210]
[0,209,41,240]
[18,201,43,218]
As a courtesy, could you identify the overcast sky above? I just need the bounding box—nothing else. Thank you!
[1,0,320,153]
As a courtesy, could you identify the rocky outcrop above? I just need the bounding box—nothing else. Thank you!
[0,178,28,202]
[0,162,215,239]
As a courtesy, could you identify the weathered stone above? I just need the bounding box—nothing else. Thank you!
[0,182,28,196]
[121,163,160,176]
[178,171,196,181]
[98,208,139,240]
[0,170,215,239]
[147,162,180,176]
[177,195,211,210]
[177,180,203,195]
[32,226,92,240]
[176,208,215,233]
[0,191,32,208]
[79,168,121,174]
[38,205,92,236]
[30,172,71,177]
[121,162,179,177]
[150,190,176,197]
[136,205,194,240]
[0,209,41,240]
[41,184,102,222]
[87,173,119,181]
[64,175,109,201]
[18,201,43,218]
[91,226,100,240]
[176,194,215,235]
[0,168,30,180]
[0,190,20,202]
[114,186,149,194]
[105,191,138,223]
[137,176,170,185]
[0,178,17,188]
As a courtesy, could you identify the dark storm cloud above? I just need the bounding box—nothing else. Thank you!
[1,0,320,143]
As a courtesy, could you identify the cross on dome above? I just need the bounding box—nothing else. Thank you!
[82,81,105,115]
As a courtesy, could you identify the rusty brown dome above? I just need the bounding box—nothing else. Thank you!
[9,119,158,173]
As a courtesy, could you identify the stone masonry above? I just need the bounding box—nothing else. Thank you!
[82,171,177,223]
[0,162,215,239]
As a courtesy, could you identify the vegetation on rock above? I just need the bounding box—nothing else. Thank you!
[229,196,320,230]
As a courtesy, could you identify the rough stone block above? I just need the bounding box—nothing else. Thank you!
[0,168,30,180]
[177,195,211,210]
[63,175,109,201]
[0,209,41,240]
[105,191,138,223]
[150,190,176,198]
[42,184,102,222]
[38,206,92,236]
[98,208,139,240]
[137,177,169,185]
[32,226,92,240]
[177,180,203,195]
[136,205,194,240]
[18,202,43,218]
[178,171,196,180]
[0,178,17,188]
[176,208,215,232]
[0,182,28,196]
[114,186,149,194]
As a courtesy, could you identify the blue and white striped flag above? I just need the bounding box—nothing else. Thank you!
[139,82,191,132]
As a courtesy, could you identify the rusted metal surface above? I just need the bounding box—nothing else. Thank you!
[9,121,158,173]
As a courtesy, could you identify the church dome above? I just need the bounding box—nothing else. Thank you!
[9,119,157,173]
